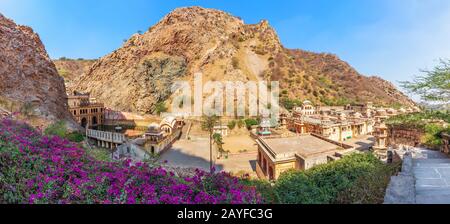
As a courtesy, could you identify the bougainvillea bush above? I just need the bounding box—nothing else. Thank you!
[0,119,262,204]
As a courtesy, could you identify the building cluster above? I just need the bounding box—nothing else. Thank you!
[140,116,184,155]
[68,92,105,128]
[256,100,419,180]
[285,101,417,142]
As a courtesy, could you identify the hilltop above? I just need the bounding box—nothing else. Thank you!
[69,7,416,114]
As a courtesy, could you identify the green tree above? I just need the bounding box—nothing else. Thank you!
[155,102,168,115]
[227,120,236,130]
[201,115,219,173]
[401,59,450,103]
[213,133,225,158]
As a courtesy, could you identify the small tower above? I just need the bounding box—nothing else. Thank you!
[373,121,388,160]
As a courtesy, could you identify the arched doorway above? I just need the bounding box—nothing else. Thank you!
[269,167,274,180]
[81,118,88,128]
[92,116,98,126]
[151,146,155,154]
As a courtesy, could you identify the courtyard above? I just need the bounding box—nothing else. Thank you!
[159,138,257,175]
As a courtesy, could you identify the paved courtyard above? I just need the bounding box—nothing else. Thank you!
[344,135,375,151]
[159,139,257,174]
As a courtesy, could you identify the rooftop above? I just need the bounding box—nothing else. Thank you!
[259,134,342,160]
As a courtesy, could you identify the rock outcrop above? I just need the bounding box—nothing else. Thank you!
[0,13,76,127]
[70,7,416,114]
[53,58,96,93]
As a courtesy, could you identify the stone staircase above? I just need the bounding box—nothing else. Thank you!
[385,148,450,204]
[413,149,450,204]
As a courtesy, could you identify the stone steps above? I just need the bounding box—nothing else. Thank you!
[416,194,450,204]
[411,148,450,204]
[414,159,450,164]
[416,187,450,196]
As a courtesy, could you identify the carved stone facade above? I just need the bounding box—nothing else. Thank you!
[388,126,424,148]
[68,92,105,128]
[442,133,450,155]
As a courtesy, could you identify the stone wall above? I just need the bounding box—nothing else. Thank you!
[442,134,450,155]
[384,152,415,204]
[388,126,424,147]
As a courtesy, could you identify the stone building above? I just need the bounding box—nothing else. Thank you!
[373,122,388,159]
[293,100,316,116]
[256,134,354,180]
[287,112,374,142]
[142,116,183,155]
[68,92,105,128]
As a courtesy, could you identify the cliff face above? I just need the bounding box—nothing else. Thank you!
[70,7,415,114]
[53,59,96,93]
[0,13,76,127]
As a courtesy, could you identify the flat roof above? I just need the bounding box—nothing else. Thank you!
[261,135,341,158]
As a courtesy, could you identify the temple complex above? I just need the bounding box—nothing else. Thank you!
[68,92,105,128]
[286,101,414,142]
[140,116,183,155]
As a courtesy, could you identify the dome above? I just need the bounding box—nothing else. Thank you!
[147,123,161,133]
[160,116,177,129]
[353,112,362,118]
[303,100,312,105]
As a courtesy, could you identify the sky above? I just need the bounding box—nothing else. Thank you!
[1,0,450,99]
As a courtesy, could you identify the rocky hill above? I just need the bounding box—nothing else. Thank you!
[53,58,96,92]
[70,7,416,114]
[0,13,77,127]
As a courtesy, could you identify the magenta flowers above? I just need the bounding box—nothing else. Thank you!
[0,119,262,204]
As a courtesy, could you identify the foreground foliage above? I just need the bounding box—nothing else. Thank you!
[0,119,261,204]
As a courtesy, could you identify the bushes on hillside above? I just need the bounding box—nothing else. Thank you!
[244,119,259,130]
[44,121,84,143]
[274,153,398,204]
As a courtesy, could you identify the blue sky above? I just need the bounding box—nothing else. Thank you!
[1,0,450,96]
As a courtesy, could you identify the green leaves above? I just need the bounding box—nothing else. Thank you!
[274,153,391,204]
[401,59,450,103]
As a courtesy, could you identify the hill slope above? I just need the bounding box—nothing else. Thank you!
[53,59,96,92]
[0,13,77,127]
[70,7,415,114]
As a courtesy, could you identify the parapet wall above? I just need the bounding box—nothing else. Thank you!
[384,152,415,204]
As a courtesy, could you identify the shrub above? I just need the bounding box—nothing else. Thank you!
[227,120,236,130]
[274,153,392,204]
[275,171,327,204]
[335,162,401,204]
[0,119,262,204]
[155,102,168,115]
[236,119,245,129]
[44,121,85,143]
[20,102,34,118]
[244,119,258,130]
[66,132,85,143]
[44,121,67,138]
[231,57,240,69]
